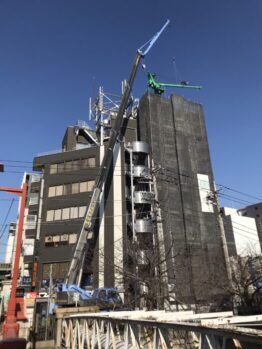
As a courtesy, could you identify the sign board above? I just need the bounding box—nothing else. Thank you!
[22,276,32,285]
[25,292,37,299]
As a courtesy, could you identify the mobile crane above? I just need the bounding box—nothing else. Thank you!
[64,20,170,290]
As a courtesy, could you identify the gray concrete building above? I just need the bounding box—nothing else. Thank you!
[138,92,229,306]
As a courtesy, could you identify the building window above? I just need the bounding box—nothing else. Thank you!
[48,180,95,198]
[29,194,39,205]
[72,182,79,194]
[88,157,95,167]
[42,262,70,281]
[56,185,63,196]
[64,184,71,195]
[44,233,78,247]
[62,207,70,220]
[46,210,54,222]
[54,209,62,221]
[80,181,88,193]
[31,174,41,183]
[70,207,78,219]
[64,161,72,172]
[45,235,54,247]
[72,159,81,171]
[49,158,96,174]
[46,206,87,221]
[50,164,58,174]
[79,206,86,218]
[69,233,77,244]
[88,180,95,191]
[61,234,69,245]
[48,186,56,197]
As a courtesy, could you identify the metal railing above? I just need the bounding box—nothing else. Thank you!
[55,310,262,349]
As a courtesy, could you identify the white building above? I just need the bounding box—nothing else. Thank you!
[222,207,261,257]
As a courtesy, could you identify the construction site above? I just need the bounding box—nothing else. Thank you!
[0,18,262,349]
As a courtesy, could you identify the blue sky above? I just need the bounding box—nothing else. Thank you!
[0,1,262,259]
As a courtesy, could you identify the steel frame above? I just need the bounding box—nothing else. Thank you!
[57,312,262,349]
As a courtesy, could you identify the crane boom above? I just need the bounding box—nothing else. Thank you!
[148,72,202,95]
[66,20,170,285]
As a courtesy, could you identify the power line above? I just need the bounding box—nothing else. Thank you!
[0,198,15,239]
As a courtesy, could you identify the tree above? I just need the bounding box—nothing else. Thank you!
[97,235,182,310]
[229,254,262,309]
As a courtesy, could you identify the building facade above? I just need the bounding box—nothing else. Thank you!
[138,92,229,305]
[33,118,138,293]
[221,207,261,257]
[238,203,262,251]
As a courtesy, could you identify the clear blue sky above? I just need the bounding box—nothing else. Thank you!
[0,1,262,260]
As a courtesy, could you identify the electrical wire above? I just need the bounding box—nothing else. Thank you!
[0,198,15,239]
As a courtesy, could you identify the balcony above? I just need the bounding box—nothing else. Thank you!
[135,219,153,233]
[134,191,154,204]
[132,141,150,154]
[132,165,151,178]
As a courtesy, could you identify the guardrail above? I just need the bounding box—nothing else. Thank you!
[55,310,262,349]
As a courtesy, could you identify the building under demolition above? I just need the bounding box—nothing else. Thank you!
[7,90,229,308]
[138,93,229,305]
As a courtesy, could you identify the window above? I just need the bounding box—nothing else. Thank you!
[57,163,64,173]
[43,262,70,281]
[61,234,69,245]
[64,161,72,172]
[69,233,77,244]
[26,215,37,222]
[88,157,95,167]
[46,206,87,221]
[79,206,86,218]
[31,174,41,183]
[52,235,60,247]
[46,210,54,222]
[48,186,56,197]
[80,181,88,193]
[45,233,77,247]
[45,235,54,247]
[64,184,71,195]
[81,159,89,169]
[29,194,39,205]
[72,183,79,194]
[88,180,95,191]
[54,209,62,221]
[72,160,80,171]
[62,207,70,220]
[71,207,78,219]
[56,185,63,196]
[50,164,57,174]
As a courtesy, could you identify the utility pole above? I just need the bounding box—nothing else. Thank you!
[0,183,27,339]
